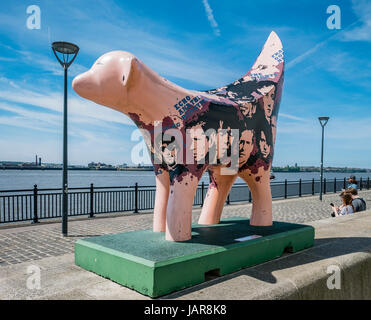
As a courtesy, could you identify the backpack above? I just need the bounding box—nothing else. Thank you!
[358,198,366,210]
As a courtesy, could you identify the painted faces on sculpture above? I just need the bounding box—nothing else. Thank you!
[258,85,275,120]
[162,143,176,166]
[217,120,230,160]
[240,102,257,119]
[259,130,271,159]
[239,129,254,166]
[189,124,209,163]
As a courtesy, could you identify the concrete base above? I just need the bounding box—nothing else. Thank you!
[74,217,314,297]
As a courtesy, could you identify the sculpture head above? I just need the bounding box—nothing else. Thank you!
[72,51,136,111]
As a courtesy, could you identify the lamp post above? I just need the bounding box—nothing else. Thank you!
[318,116,329,201]
[52,41,79,236]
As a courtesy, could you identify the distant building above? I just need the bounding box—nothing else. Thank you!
[88,162,114,169]
[88,162,98,169]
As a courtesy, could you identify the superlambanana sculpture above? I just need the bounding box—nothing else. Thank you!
[73,31,284,241]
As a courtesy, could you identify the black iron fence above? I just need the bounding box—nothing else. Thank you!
[0,177,370,224]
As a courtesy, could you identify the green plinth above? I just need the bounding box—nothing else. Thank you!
[75,217,314,297]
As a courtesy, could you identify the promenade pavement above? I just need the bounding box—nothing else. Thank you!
[0,190,370,266]
[0,191,370,300]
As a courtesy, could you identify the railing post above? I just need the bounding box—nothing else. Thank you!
[324,178,326,194]
[134,183,139,213]
[89,183,94,218]
[299,179,302,197]
[360,177,363,191]
[312,178,314,195]
[248,189,252,203]
[201,182,205,207]
[334,178,336,193]
[227,193,230,205]
[343,177,346,189]
[368,177,370,190]
[284,179,287,199]
[32,184,39,224]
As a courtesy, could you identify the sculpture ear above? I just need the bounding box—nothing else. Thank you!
[125,57,141,89]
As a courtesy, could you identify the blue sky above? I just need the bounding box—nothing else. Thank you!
[0,0,370,168]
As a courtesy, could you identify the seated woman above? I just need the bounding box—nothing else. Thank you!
[331,192,354,217]
[347,175,358,190]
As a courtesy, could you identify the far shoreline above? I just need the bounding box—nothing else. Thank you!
[0,167,370,173]
[0,167,154,171]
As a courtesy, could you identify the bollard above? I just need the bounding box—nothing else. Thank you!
[89,183,94,218]
[284,179,287,199]
[299,179,302,197]
[134,183,139,213]
[32,184,39,224]
[334,178,337,193]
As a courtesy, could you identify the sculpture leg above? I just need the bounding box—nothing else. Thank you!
[165,173,199,241]
[198,167,237,225]
[238,166,272,226]
[153,170,170,232]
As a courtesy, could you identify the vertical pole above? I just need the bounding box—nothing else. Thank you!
[248,189,252,203]
[368,177,370,190]
[312,178,315,195]
[360,177,363,191]
[343,177,346,189]
[299,179,302,197]
[62,67,68,236]
[284,179,287,199]
[89,183,94,218]
[134,183,138,213]
[319,125,324,201]
[227,194,230,205]
[32,184,39,224]
[324,178,327,194]
[201,182,204,207]
[334,178,337,193]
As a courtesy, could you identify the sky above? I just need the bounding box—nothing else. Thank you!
[0,0,370,168]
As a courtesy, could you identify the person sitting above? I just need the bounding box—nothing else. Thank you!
[347,175,358,190]
[346,187,366,212]
[331,192,354,217]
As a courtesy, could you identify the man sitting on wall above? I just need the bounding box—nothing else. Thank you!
[346,187,367,212]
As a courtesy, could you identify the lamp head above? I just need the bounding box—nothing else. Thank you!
[318,116,329,127]
[52,41,79,68]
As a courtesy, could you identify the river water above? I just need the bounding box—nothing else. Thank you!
[1,170,371,190]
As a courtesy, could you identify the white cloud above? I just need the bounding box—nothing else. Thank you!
[279,113,306,121]
[286,16,362,71]
[0,81,135,128]
[201,0,221,36]
[14,49,88,78]
[342,0,371,42]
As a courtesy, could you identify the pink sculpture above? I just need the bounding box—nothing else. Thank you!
[72,31,284,242]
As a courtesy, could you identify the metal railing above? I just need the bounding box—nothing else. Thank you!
[0,177,370,224]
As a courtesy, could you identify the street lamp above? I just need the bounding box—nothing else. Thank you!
[318,116,329,201]
[52,41,79,236]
